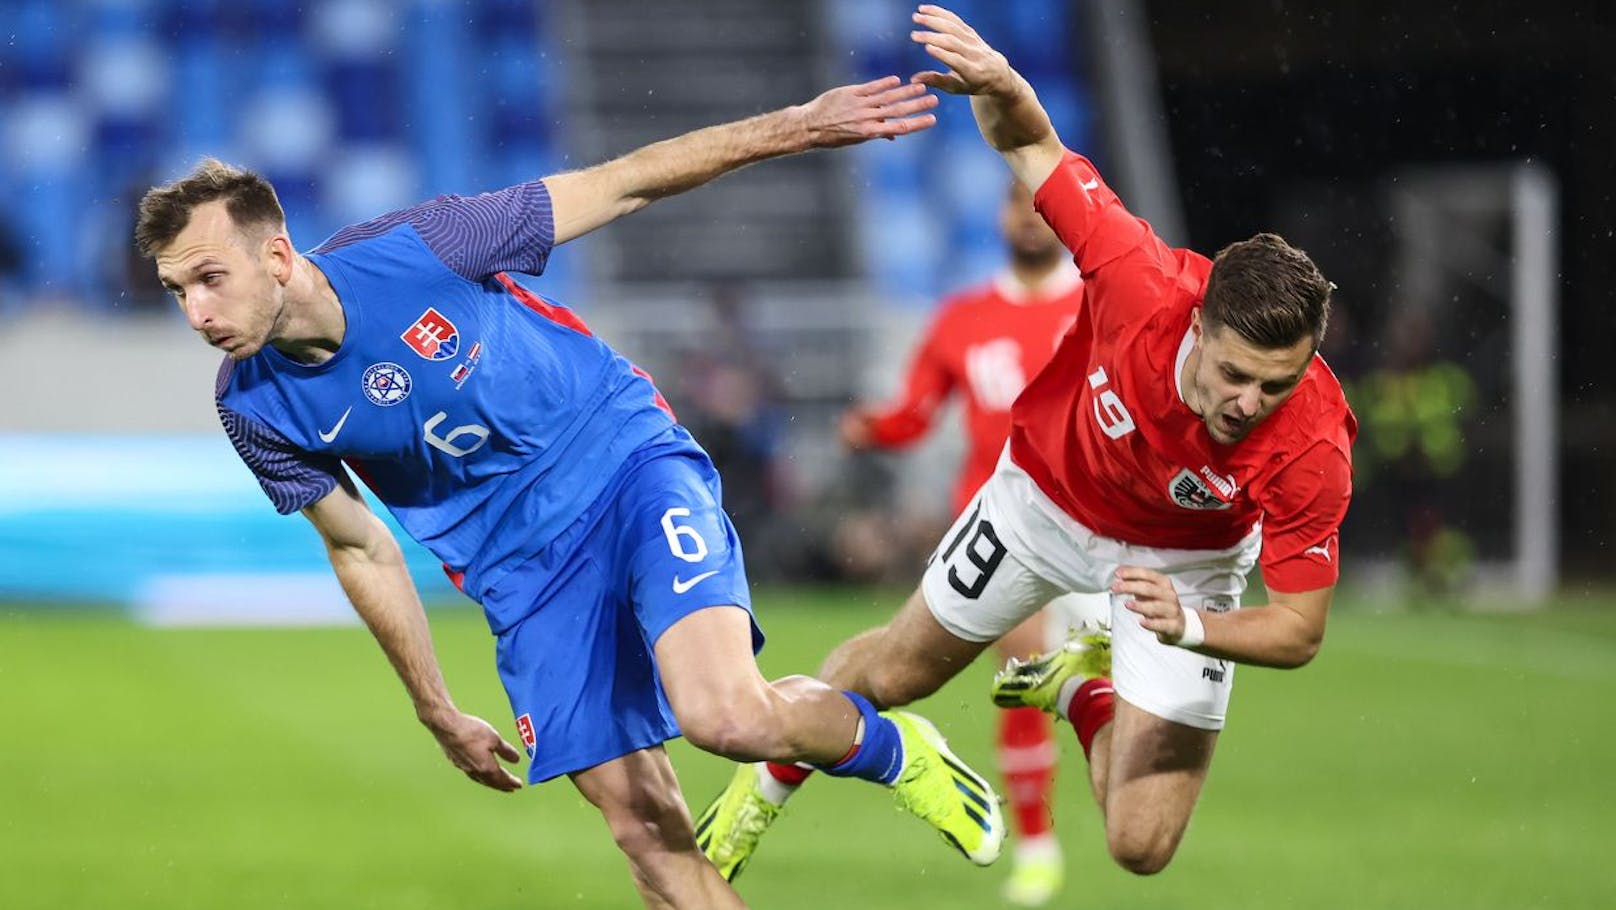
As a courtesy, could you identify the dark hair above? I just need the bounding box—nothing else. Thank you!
[134,158,285,258]
[1202,233,1332,350]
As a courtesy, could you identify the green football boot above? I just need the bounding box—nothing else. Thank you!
[694,763,785,882]
[885,710,1005,866]
[991,626,1112,713]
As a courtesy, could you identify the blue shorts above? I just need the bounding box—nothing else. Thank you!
[481,433,762,782]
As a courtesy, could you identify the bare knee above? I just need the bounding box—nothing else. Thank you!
[603,794,689,856]
[677,688,787,760]
[1106,828,1179,876]
[577,763,698,879]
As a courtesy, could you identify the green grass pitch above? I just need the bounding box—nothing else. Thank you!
[2,588,1613,909]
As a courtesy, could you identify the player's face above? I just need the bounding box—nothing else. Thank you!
[154,201,287,360]
[1189,315,1314,444]
[1000,183,1061,261]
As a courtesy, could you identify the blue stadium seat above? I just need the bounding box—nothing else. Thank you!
[0,2,1076,312]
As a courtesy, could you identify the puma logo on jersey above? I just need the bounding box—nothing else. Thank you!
[1197,466,1236,498]
[1080,177,1100,192]
[1304,543,1333,563]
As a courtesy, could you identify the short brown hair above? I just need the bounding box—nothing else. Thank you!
[1202,233,1332,349]
[134,158,285,258]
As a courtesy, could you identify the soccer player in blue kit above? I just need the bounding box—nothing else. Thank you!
[135,77,1003,908]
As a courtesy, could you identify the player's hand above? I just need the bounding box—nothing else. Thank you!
[909,5,1015,98]
[839,408,875,450]
[797,75,938,148]
[424,710,525,792]
[1114,566,1188,644]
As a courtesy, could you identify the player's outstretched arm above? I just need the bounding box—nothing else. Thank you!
[1114,567,1333,669]
[303,478,524,792]
[544,76,938,245]
[909,4,1065,191]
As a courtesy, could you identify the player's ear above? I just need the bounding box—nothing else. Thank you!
[264,232,296,285]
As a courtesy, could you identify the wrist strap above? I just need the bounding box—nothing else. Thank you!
[1175,607,1206,648]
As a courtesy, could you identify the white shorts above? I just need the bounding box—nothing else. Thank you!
[1042,591,1112,648]
[922,451,1260,730]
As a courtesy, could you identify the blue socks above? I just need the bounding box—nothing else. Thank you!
[819,691,905,785]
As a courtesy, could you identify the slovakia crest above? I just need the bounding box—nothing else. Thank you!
[401,307,460,361]
[362,361,412,407]
[515,713,537,758]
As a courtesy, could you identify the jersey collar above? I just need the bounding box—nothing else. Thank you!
[993,260,1082,303]
[1173,323,1195,406]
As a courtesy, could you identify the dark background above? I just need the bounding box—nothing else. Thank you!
[1142,0,1612,574]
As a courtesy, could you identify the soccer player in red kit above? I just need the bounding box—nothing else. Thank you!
[840,180,1105,905]
[698,4,1354,882]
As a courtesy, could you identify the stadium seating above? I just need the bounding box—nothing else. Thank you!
[0,0,569,311]
[0,0,1088,312]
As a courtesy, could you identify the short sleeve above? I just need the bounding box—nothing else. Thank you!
[218,404,344,515]
[316,180,555,281]
[1256,442,1353,593]
[1032,151,1154,273]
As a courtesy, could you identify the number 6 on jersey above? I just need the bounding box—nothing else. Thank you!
[660,507,710,562]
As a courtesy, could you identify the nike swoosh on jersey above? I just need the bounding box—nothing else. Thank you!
[671,569,720,594]
[318,406,353,443]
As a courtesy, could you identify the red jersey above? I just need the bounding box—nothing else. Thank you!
[1010,152,1356,593]
[864,264,1085,512]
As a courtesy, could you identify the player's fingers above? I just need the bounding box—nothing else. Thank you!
[1111,579,1162,599]
[879,113,937,136]
[863,114,937,143]
[917,4,970,31]
[471,768,520,792]
[910,72,970,96]
[910,70,966,92]
[915,6,971,38]
[1114,566,1170,586]
[866,79,932,106]
[866,87,937,119]
[870,92,940,122]
[911,29,969,65]
[853,74,903,96]
[919,41,972,74]
[911,28,972,58]
[1137,616,1171,636]
[495,737,522,763]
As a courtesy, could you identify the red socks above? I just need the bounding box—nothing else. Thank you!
[1065,677,1116,760]
[998,706,1057,838]
[764,762,813,787]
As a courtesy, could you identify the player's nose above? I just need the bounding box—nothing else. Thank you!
[1235,387,1261,416]
[183,300,213,333]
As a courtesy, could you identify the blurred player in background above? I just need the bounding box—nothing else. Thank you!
[837,180,1106,905]
[700,4,1355,882]
[135,76,1007,910]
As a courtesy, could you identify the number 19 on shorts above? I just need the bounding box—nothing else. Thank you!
[936,503,1007,599]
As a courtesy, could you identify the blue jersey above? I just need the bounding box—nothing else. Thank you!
[215,181,678,625]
